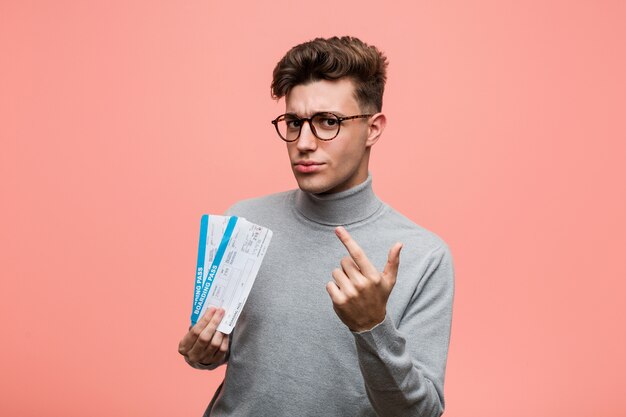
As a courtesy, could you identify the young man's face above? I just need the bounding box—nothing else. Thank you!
[285,78,383,194]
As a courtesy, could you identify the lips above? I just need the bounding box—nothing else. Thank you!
[294,160,324,166]
[294,160,325,173]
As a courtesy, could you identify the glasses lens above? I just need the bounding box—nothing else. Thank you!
[273,113,340,141]
[311,113,340,140]
[274,115,302,142]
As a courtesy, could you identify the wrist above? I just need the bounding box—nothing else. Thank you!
[350,313,386,333]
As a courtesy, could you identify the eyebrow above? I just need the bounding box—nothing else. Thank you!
[284,110,347,118]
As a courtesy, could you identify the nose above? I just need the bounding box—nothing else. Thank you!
[295,120,318,152]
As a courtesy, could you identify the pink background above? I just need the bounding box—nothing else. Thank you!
[2,1,625,416]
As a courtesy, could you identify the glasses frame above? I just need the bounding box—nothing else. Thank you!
[271,112,373,142]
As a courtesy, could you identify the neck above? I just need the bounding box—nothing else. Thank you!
[294,173,382,226]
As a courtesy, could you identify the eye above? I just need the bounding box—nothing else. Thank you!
[315,114,339,130]
[285,118,302,129]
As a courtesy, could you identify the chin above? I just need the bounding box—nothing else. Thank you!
[295,178,329,194]
[294,173,335,194]
[295,175,356,195]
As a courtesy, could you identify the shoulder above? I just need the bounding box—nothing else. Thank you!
[380,203,451,257]
[380,205,454,303]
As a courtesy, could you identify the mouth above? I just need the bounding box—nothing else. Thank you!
[293,161,325,173]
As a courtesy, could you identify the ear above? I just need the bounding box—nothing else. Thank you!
[365,112,386,148]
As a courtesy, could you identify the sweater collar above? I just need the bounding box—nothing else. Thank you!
[294,173,383,226]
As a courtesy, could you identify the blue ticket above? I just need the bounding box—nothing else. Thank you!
[192,215,238,324]
[191,214,273,332]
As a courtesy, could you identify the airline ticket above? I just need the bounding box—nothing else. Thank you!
[191,214,272,334]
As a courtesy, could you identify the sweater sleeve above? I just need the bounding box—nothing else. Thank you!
[352,245,454,417]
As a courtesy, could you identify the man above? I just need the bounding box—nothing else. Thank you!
[179,36,454,417]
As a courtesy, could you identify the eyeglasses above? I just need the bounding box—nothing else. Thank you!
[271,112,372,142]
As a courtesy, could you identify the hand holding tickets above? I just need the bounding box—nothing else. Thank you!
[179,306,230,366]
[191,215,273,334]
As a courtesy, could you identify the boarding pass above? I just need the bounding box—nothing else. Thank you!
[191,214,272,333]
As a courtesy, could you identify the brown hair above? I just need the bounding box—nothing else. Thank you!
[271,36,388,112]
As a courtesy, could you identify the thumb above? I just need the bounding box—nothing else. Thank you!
[382,242,403,283]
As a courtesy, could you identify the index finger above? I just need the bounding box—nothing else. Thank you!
[180,306,217,350]
[335,226,377,277]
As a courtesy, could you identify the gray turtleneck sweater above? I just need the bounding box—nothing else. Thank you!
[198,175,454,417]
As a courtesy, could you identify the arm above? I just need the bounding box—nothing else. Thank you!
[327,227,454,417]
[353,246,453,417]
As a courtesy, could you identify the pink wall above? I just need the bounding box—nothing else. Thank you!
[1,1,625,416]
